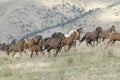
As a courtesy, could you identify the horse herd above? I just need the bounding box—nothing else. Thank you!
[0,25,119,58]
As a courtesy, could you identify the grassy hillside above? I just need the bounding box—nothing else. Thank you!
[0,42,120,80]
[0,0,120,43]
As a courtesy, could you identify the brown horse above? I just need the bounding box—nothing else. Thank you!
[44,34,65,57]
[73,28,83,45]
[7,38,26,57]
[99,25,116,42]
[105,32,120,49]
[63,31,78,51]
[24,36,38,49]
[80,27,103,46]
[30,40,45,58]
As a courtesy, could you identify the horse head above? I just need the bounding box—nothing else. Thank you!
[77,28,83,33]
[111,25,116,32]
[96,26,103,34]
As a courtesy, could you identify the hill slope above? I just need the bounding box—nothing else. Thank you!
[0,0,120,42]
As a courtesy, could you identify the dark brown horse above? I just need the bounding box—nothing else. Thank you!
[80,27,103,46]
[44,34,65,57]
[0,43,5,51]
[105,32,120,49]
[7,38,26,57]
[30,40,45,58]
[99,25,116,42]
[1,39,17,54]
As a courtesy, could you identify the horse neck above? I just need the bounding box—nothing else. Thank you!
[69,34,76,41]
[107,28,113,33]
[16,40,24,46]
[94,30,99,35]
[38,40,44,46]
[31,39,36,44]
[78,31,82,37]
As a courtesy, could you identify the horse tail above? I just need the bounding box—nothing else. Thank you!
[80,35,86,42]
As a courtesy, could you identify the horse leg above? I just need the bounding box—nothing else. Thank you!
[102,38,105,42]
[111,40,116,46]
[73,41,76,46]
[64,45,67,51]
[87,40,92,46]
[96,39,99,46]
[30,51,34,58]
[35,51,38,56]
[54,48,60,57]
[23,50,27,56]
[78,39,81,45]
[67,44,71,51]
[41,51,45,55]
[7,51,10,56]
[19,52,22,57]
[86,40,89,46]
[40,47,45,55]
[99,38,101,44]
[91,41,95,47]
[7,50,11,56]
[47,47,52,57]
[12,52,16,57]
[105,40,112,49]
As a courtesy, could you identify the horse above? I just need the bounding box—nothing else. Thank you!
[24,36,38,49]
[105,32,120,49]
[62,30,78,51]
[0,43,5,51]
[7,38,26,57]
[0,39,18,54]
[73,28,83,45]
[51,32,64,38]
[99,25,116,43]
[44,34,65,57]
[34,35,42,45]
[80,27,103,46]
[30,40,45,58]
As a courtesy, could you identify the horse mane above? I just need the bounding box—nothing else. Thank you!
[24,38,28,43]
[65,30,77,37]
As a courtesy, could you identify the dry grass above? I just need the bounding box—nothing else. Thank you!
[0,41,120,80]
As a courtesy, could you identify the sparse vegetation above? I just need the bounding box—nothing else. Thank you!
[0,0,120,79]
[0,43,120,80]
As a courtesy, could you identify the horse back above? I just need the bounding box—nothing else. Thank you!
[85,32,97,39]
[109,33,120,40]
[100,31,109,38]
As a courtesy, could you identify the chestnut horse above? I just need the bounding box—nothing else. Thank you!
[30,40,45,58]
[7,38,26,57]
[80,27,103,46]
[24,36,38,49]
[74,28,83,45]
[99,25,116,42]
[105,32,120,49]
[63,31,78,51]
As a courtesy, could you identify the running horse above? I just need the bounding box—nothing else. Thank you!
[99,25,116,43]
[30,40,45,58]
[62,30,79,51]
[80,27,103,46]
[44,33,65,57]
[105,32,120,49]
[24,36,38,49]
[7,38,26,57]
[74,28,83,45]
